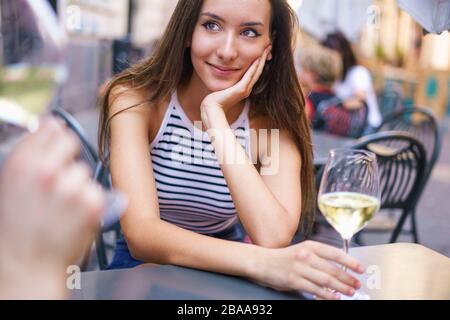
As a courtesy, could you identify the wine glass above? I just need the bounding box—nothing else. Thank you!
[0,0,126,228]
[318,148,380,299]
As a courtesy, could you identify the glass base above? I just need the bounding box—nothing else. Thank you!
[301,290,371,300]
[340,290,371,300]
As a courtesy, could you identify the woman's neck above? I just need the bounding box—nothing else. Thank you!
[178,72,246,130]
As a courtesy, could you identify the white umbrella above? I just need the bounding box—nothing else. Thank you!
[296,0,374,41]
[396,0,450,34]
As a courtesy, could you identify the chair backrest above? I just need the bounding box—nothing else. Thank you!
[51,107,98,172]
[376,106,442,178]
[93,161,122,270]
[352,131,427,211]
[377,82,404,120]
[52,107,101,270]
[52,107,120,270]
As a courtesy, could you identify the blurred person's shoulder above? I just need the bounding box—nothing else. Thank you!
[348,65,371,80]
[346,65,372,88]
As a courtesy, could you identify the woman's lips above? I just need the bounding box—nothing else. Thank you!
[206,62,240,77]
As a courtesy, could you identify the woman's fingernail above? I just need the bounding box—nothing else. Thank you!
[355,281,361,289]
[358,265,365,273]
[333,293,341,300]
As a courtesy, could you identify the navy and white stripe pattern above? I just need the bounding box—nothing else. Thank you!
[150,92,251,234]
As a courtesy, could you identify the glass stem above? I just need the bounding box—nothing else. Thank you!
[342,238,351,272]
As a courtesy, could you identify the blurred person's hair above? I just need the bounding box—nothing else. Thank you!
[321,31,357,80]
[299,46,342,88]
[98,0,316,237]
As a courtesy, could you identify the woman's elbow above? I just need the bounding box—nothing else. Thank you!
[124,233,147,261]
[252,229,294,248]
[123,226,168,263]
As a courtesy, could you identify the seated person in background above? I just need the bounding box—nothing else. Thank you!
[321,31,381,134]
[0,119,105,299]
[298,46,367,138]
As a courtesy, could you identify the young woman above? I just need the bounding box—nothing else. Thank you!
[99,0,365,300]
[322,31,382,132]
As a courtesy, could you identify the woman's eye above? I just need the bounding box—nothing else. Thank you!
[241,29,260,38]
[202,21,220,32]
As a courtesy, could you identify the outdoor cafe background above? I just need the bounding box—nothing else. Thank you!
[14,0,446,264]
[51,0,450,126]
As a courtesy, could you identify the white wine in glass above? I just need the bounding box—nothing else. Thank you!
[318,148,381,299]
[318,192,380,244]
[0,64,64,131]
[0,0,66,131]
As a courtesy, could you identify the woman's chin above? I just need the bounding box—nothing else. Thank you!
[204,79,238,92]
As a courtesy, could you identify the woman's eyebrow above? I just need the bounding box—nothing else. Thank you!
[200,12,264,27]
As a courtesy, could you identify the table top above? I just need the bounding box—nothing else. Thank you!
[350,243,450,300]
[312,131,354,165]
[72,243,450,300]
[72,264,301,300]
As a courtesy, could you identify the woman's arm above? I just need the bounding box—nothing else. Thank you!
[200,47,301,247]
[202,105,301,248]
[108,87,364,300]
[108,87,263,276]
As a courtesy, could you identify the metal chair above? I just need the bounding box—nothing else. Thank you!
[93,161,121,270]
[374,107,442,243]
[377,82,404,121]
[376,106,442,178]
[51,107,98,172]
[51,107,99,270]
[352,131,427,243]
[52,107,120,270]
[313,131,427,244]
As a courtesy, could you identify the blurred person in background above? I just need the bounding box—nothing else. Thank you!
[0,119,105,299]
[298,45,368,138]
[322,31,381,134]
[98,0,365,300]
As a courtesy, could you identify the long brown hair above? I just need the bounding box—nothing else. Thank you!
[98,0,315,237]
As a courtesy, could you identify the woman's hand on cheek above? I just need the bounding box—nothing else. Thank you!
[201,45,271,127]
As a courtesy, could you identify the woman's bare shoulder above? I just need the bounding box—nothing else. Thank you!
[108,84,154,117]
[108,84,170,138]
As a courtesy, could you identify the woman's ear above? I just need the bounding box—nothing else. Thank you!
[267,46,273,61]
[267,31,277,61]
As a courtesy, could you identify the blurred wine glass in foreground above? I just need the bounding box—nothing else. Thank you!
[0,0,66,131]
[0,0,126,229]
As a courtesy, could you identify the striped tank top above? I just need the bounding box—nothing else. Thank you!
[149,91,251,235]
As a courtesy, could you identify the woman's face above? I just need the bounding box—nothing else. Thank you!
[189,0,273,92]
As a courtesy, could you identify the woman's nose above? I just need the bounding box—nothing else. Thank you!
[216,33,238,62]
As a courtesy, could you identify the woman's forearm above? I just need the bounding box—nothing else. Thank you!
[201,105,296,247]
[126,218,265,279]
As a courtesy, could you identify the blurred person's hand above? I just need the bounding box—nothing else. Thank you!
[0,118,105,299]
